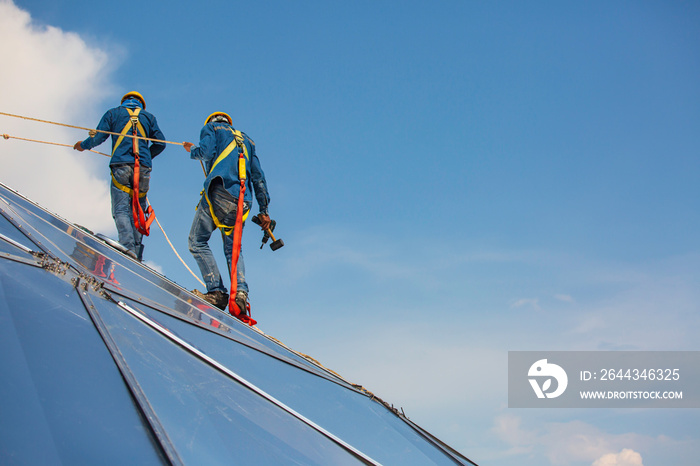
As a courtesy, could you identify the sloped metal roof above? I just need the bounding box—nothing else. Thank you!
[0,181,477,465]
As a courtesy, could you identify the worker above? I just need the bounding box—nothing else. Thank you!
[74,91,165,261]
[183,111,270,316]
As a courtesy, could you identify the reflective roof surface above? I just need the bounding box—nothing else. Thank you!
[0,182,477,465]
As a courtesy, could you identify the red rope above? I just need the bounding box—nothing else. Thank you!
[228,152,256,326]
[130,121,154,236]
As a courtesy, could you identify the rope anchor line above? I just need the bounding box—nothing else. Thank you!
[2,132,110,157]
[1,112,204,288]
[0,111,185,146]
[149,202,205,287]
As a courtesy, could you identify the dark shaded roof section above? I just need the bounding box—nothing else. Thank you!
[0,181,477,465]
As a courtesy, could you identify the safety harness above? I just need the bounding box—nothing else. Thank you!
[111,108,154,236]
[203,129,250,235]
[203,128,256,326]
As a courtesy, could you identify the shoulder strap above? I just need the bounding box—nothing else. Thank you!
[112,108,146,156]
[208,127,248,175]
[204,128,251,229]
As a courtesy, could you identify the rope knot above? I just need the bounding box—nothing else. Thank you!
[2,134,9,140]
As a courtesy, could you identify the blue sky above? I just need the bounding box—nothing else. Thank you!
[1,1,699,464]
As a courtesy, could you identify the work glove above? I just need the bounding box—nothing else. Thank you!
[73,141,84,151]
[183,142,194,152]
[257,213,271,231]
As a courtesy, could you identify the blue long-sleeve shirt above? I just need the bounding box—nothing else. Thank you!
[190,121,270,214]
[80,98,165,168]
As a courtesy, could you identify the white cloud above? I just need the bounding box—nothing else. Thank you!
[295,319,498,405]
[492,415,651,466]
[555,293,575,303]
[284,225,423,282]
[0,0,115,233]
[143,260,164,275]
[511,297,540,311]
[592,449,644,466]
[490,414,538,456]
[564,254,700,350]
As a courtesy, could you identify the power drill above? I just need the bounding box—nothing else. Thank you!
[251,215,284,251]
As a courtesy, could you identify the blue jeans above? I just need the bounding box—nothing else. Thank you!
[110,164,151,259]
[188,183,249,294]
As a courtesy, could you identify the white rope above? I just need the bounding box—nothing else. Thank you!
[149,201,205,287]
[1,112,205,288]
[0,111,184,146]
[2,132,109,157]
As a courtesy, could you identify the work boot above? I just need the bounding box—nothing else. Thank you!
[234,290,249,316]
[192,289,228,310]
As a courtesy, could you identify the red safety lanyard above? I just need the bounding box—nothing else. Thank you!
[228,150,256,326]
[130,116,154,236]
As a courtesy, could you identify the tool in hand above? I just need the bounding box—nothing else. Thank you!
[251,215,284,251]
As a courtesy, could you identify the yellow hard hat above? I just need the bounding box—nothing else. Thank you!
[205,111,232,125]
[121,91,146,109]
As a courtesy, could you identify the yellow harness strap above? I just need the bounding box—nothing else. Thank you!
[111,108,148,196]
[111,173,147,197]
[205,129,250,234]
[112,108,146,156]
[209,129,247,173]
